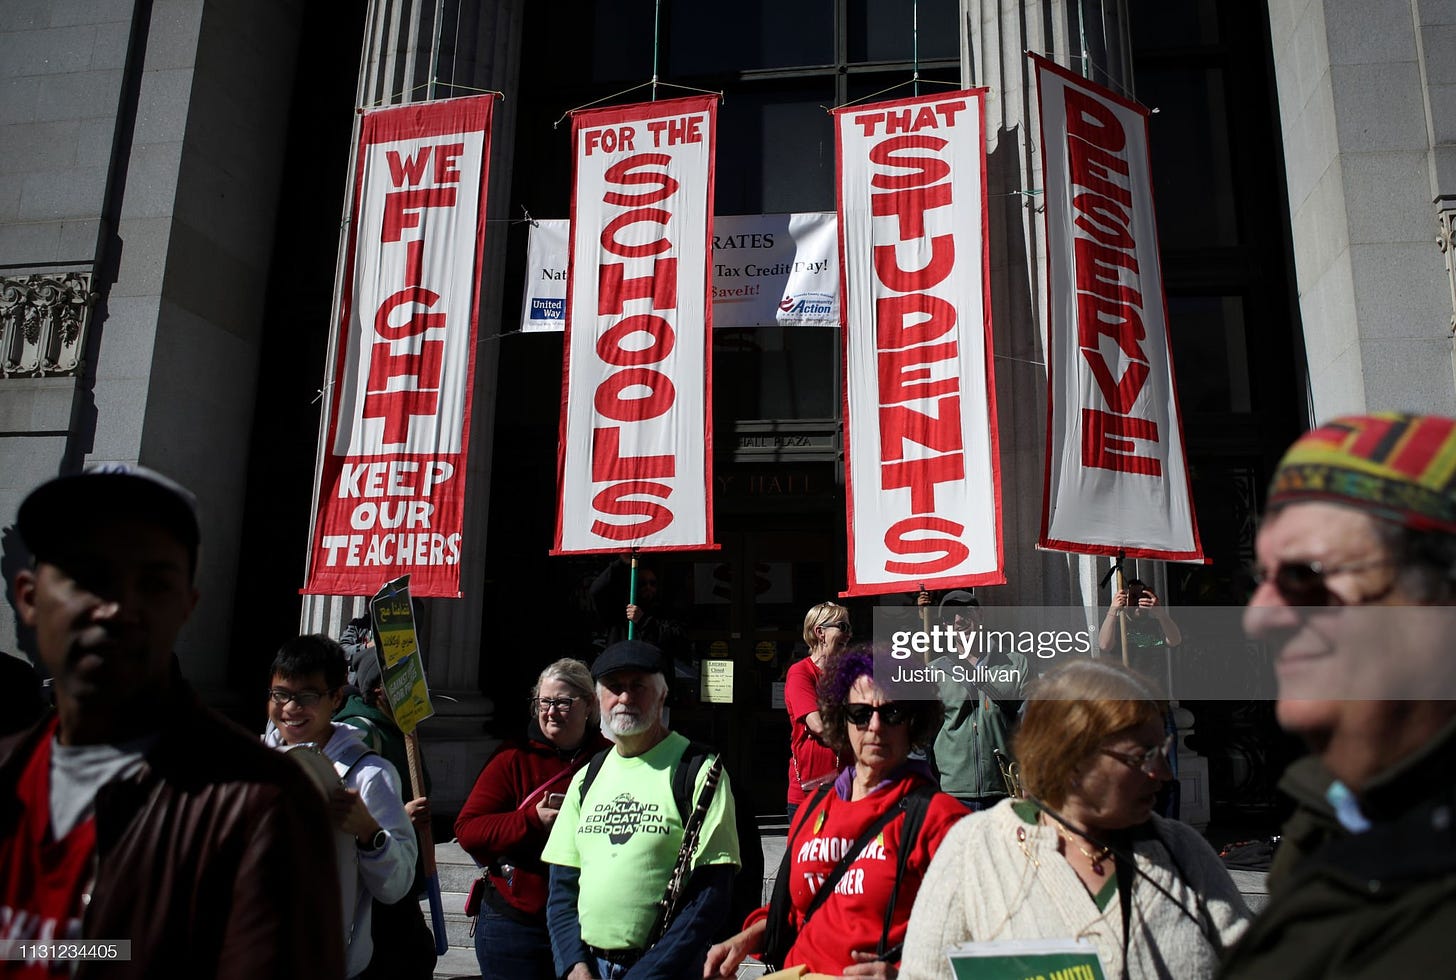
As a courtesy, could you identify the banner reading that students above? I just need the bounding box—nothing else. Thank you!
[1031,54,1204,561]
[834,90,1004,596]
[303,96,494,598]
[553,96,718,555]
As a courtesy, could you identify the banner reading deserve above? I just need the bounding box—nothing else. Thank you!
[553,96,718,554]
[304,96,494,597]
[835,90,1005,596]
[521,212,838,332]
[1032,54,1204,561]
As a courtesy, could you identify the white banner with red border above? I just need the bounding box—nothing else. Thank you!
[834,90,1004,596]
[1032,54,1205,561]
[303,96,494,598]
[553,96,718,555]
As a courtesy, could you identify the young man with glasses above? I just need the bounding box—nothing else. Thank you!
[1,465,344,978]
[264,634,417,978]
[1221,412,1456,979]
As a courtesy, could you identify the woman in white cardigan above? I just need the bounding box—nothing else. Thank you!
[900,660,1250,980]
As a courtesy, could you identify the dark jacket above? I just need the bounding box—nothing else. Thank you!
[1219,717,1456,979]
[0,680,345,980]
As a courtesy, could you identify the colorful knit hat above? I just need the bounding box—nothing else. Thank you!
[1268,412,1456,533]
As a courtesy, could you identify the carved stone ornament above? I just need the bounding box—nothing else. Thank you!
[0,272,97,377]
[1436,198,1456,337]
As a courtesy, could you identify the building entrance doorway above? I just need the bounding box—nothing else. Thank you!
[667,525,842,821]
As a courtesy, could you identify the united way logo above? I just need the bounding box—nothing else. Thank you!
[581,792,672,845]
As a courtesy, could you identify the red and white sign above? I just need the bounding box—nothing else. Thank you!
[1032,55,1204,561]
[553,96,718,555]
[303,96,494,597]
[835,91,1004,596]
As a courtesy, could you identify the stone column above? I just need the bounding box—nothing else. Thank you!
[300,0,526,815]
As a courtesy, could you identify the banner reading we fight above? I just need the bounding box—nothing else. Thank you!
[303,96,494,598]
[835,90,1004,596]
[1032,55,1204,561]
[553,96,718,554]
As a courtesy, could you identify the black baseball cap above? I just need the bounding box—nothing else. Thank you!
[591,640,665,680]
[17,463,201,578]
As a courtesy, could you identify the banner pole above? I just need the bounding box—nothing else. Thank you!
[627,550,639,640]
[1115,551,1129,668]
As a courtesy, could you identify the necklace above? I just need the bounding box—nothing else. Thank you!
[1055,825,1114,876]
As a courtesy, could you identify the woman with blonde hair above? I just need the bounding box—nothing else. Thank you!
[784,601,852,820]
[900,659,1250,980]
[455,658,611,979]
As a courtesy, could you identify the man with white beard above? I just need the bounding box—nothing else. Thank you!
[543,640,741,979]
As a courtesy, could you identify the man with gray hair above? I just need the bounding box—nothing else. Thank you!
[543,640,740,979]
[1221,412,1456,978]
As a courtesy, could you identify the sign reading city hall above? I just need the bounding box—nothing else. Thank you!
[304,96,494,597]
[1031,55,1203,561]
[835,89,1005,596]
[553,96,718,555]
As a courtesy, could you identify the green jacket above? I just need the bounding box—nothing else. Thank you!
[927,647,1028,798]
[1219,717,1456,979]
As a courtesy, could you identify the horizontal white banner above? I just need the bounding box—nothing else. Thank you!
[521,212,839,332]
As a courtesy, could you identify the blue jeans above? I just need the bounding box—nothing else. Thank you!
[475,908,554,980]
[593,956,632,979]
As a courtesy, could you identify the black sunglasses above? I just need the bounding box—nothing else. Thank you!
[844,702,910,727]
[821,621,852,635]
[1249,558,1396,605]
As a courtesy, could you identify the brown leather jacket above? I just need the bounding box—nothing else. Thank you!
[0,681,345,979]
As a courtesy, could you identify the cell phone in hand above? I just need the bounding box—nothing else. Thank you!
[545,792,566,809]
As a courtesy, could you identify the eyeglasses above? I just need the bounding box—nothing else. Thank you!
[533,696,582,712]
[845,702,910,727]
[1249,558,1397,605]
[821,621,852,635]
[268,688,332,707]
[1100,734,1176,776]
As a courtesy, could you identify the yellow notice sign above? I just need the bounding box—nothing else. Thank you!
[369,574,435,734]
[701,658,734,704]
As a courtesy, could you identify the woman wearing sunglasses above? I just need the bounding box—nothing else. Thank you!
[455,659,611,979]
[785,602,855,822]
[900,660,1250,980]
[706,646,966,979]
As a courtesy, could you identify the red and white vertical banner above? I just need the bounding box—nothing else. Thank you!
[834,90,1004,596]
[303,96,495,598]
[553,96,718,554]
[1032,55,1204,561]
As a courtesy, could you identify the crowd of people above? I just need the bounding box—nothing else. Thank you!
[2,409,1454,980]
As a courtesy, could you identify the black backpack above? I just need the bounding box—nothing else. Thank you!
[578,739,764,943]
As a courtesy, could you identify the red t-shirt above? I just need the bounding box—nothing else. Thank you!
[0,718,98,979]
[749,775,967,973]
[784,657,838,806]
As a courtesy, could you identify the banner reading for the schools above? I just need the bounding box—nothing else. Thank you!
[835,90,1004,596]
[303,95,494,598]
[553,96,718,554]
[1031,54,1204,561]
[522,212,838,331]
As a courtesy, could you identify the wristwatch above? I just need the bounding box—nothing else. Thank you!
[358,828,387,852]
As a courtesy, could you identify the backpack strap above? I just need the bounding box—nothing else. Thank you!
[670,741,714,823]
[331,737,378,782]
[876,782,936,960]
[577,747,613,806]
